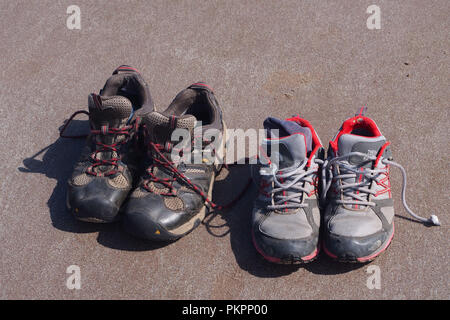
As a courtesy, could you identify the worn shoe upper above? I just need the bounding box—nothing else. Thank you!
[322,113,395,262]
[123,83,225,240]
[67,66,154,223]
[251,116,324,264]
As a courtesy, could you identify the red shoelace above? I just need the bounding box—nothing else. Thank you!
[61,111,252,213]
[143,141,251,212]
[59,110,138,177]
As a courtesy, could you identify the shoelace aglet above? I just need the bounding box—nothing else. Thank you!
[428,215,440,226]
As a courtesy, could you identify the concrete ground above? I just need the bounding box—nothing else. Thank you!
[1,0,448,299]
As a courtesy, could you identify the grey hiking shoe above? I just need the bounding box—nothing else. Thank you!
[66,66,154,223]
[123,83,226,241]
[322,108,440,262]
[251,116,325,264]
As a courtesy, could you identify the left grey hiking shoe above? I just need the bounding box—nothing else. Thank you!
[322,108,440,263]
[66,66,154,223]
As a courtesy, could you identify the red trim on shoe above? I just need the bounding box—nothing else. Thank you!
[116,66,140,73]
[375,167,392,197]
[329,116,382,153]
[375,141,391,166]
[322,242,338,259]
[285,116,322,148]
[191,82,213,92]
[252,231,282,263]
[285,116,322,166]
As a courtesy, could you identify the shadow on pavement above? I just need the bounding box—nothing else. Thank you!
[18,118,169,252]
[17,119,375,265]
[205,164,367,278]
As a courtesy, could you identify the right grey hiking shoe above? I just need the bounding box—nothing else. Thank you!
[322,108,440,263]
[251,116,325,264]
[123,83,227,241]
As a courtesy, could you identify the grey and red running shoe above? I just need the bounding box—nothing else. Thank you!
[251,116,325,264]
[322,108,440,263]
[123,83,227,241]
[66,66,154,223]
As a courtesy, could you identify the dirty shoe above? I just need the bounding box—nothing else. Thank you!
[123,83,226,241]
[322,108,439,262]
[67,66,154,223]
[251,116,324,264]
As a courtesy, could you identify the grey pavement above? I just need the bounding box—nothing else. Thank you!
[0,0,449,299]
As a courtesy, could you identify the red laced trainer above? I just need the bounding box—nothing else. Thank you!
[64,66,154,223]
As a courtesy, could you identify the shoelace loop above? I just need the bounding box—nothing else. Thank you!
[60,110,139,177]
[321,150,440,226]
[86,124,135,177]
[260,158,323,212]
[143,141,250,212]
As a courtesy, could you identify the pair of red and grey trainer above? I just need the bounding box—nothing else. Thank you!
[252,111,439,264]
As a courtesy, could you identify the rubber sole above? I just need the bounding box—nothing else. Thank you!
[323,223,395,263]
[251,230,320,265]
[123,211,203,241]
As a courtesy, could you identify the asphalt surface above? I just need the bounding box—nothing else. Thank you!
[1,0,449,300]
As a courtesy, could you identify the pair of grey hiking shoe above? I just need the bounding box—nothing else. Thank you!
[65,66,226,241]
[252,111,439,264]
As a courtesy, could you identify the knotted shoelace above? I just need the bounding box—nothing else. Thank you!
[321,151,440,226]
[60,110,138,177]
[142,141,251,212]
[259,158,324,211]
[85,124,135,176]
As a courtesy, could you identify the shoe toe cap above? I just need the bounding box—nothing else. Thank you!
[69,195,120,223]
[67,179,127,222]
[123,194,194,241]
[252,229,318,263]
[324,228,392,262]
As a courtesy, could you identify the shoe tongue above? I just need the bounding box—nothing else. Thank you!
[88,93,133,127]
[261,117,312,169]
[263,117,313,152]
[338,134,386,166]
[144,111,197,146]
[86,94,134,173]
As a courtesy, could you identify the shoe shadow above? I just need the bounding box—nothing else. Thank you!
[206,165,367,277]
[18,119,168,252]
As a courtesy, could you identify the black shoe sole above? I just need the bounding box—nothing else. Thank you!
[322,224,395,263]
